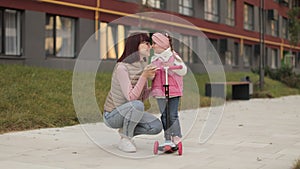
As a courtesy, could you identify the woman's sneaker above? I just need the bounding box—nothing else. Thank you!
[118,137,136,153]
[118,128,136,146]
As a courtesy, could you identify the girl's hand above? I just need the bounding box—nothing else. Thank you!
[162,63,173,67]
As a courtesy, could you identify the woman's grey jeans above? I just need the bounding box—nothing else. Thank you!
[103,100,162,138]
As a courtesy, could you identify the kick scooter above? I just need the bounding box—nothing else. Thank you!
[153,65,183,156]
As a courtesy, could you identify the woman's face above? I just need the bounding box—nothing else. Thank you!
[138,41,151,60]
[151,41,165,54]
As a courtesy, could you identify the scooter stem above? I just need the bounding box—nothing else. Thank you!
[163,66,169,85]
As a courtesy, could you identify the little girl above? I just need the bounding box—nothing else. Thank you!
[150,32,187,146]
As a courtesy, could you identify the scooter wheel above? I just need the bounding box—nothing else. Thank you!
[177,142,183,156]
[153,141,159,155]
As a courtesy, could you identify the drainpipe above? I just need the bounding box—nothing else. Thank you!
[259,0,265,90]
[95,0,100,40]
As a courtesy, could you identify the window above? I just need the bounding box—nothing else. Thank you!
[99,22,128,60]
[178,0,193,16]
[226,0,235,26]
[45,14,76,57]
[297,52,300,68]
[292,0,300,7]
[243,44,252,67]
[0,8,21,56]
[244,3,254,31]
[282,17,288,39]
[271,20,279,37]
[142,0,165,9]
[270,48,278,69]
[278,0,289,6]
[205,0,220,22]
[225,51,233,65]
[233,43,239,66]
[178,34,195,63]
[284,53,295,68]
[205,39,219,64]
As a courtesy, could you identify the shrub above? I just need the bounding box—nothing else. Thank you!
[252,65,300,89]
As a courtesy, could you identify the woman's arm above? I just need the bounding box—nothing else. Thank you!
[141,86,151,100]
[116,64,147,101]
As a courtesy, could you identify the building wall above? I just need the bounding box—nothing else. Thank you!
[0,0,299,73]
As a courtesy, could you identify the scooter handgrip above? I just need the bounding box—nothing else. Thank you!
[168,65,183,70]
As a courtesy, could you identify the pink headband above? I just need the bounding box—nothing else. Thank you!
[152,33,170,49]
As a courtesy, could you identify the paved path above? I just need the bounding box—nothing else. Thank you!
[1,96,300,169]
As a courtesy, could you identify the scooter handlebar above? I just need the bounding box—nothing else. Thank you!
[157,65,183,70]
[167,65,183,70]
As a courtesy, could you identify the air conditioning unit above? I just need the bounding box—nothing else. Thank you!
[268,9,278,21]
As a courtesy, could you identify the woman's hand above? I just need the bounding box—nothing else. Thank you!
[142,65,157,80]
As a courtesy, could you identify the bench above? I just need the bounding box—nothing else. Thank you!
[205,82,250,100]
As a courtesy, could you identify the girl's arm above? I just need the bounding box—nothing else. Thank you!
[172,53,187,76]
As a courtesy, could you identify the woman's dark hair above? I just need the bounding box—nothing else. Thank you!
[117,32,150,63]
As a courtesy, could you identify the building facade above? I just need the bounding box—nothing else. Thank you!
[0,0,300,73]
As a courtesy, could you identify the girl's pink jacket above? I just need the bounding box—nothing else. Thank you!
[151,55,184,97]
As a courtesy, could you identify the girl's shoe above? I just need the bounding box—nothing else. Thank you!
[172,136,182,145]
[163,140,176,147]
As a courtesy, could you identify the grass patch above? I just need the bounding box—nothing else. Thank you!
[0,64,299,133]
[0,64,77,133]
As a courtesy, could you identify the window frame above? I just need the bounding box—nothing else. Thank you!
[204,0,220,22]
[45,14,76,58]
[0,8,22,57]
[244,3,254,31]
[99,22,129,60]
[282,17,289,39]
[178,34,195,63]
[226,0,236,26]
[233,42,239,66]
[205,38,219,65]
[243,44,252,67]
[270,19,279,37]
[270,48,279,69]
[142,0,166,9]
[178,0,194,17]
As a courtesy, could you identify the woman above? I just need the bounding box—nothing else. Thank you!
[103,32,162,153]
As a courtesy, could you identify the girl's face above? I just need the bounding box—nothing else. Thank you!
[151,41,165,54]
[138,41,151,60]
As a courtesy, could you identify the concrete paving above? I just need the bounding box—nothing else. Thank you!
[1,95,300,169]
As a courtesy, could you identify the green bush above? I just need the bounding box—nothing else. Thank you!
[253,65,300,89]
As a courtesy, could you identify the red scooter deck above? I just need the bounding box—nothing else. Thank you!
[153,141,183,155]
